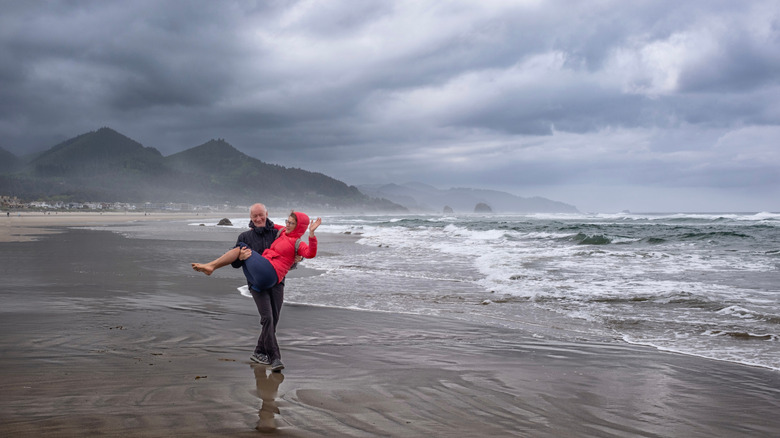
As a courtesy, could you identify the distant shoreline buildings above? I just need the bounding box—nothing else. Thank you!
[1,196,244,213]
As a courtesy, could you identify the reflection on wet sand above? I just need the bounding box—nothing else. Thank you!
[3,227,780,437]
[253,365,284,433]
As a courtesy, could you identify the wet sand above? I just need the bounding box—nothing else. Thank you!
[1,220,779,437]
[0,211,216,242]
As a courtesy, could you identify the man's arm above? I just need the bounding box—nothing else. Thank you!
[230,235,247,268]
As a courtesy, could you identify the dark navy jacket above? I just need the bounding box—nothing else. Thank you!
[230,219,279,270]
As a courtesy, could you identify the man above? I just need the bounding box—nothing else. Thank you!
[232,203,292,371]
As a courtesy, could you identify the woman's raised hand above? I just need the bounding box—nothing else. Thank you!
[309,217,322,234]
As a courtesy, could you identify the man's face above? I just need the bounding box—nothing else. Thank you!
[250,206,267,228]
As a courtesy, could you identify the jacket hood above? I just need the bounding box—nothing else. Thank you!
[287,212,309,239]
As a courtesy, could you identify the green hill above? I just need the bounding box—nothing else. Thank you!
[0,128,403,211]
[165,139,377,207]
[30,127,165,177]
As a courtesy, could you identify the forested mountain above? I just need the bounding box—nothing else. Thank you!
[2,128,578,213]
[28,128,165,177]
[0,128,402,211]
[165,139,378,207]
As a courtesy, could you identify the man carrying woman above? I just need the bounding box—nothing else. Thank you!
[192,204,320,371]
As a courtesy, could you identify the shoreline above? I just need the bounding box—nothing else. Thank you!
[4,213,777,374]
[6,212,777,374]
[0,211,225,242]
[2,221,779,436]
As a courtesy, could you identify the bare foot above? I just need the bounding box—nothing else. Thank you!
[191,263,214,276]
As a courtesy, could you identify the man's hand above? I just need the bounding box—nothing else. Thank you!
[238,246,252,261]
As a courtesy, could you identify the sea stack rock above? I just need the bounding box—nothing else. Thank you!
[217,218,233,226]
[443,206,454,214]
[474,202,493,213]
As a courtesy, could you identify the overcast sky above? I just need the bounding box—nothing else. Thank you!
[1,0,778,212]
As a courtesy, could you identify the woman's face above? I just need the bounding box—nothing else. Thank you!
[285,214,297,233]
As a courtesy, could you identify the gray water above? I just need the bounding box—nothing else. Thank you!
[283,212,780,371]
[98,211,780,371]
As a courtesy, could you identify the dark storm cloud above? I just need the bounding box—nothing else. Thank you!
[0,0,778,211]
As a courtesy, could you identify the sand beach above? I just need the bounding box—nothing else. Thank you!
[0,211,218,243]
[1,214,778,437]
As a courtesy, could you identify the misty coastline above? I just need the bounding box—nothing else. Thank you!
[1,128,581,215]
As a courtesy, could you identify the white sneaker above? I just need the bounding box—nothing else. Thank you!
[238,285,252,297]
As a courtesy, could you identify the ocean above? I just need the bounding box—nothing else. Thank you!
[191,212,779,371]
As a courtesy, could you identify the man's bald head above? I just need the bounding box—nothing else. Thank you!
[250,203,268,228]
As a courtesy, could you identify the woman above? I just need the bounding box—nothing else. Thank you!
[192,211,321,291]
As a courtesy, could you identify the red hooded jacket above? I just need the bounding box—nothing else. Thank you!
[262,211,317,282]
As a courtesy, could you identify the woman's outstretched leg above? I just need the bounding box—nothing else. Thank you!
[192,247,241,275]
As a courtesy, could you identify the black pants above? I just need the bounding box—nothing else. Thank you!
[251,281,284,361]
